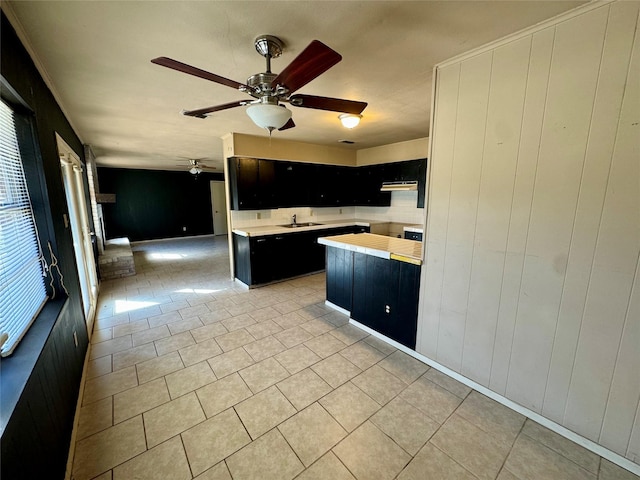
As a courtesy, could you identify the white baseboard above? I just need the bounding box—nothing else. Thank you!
[64,344,91,480]
[324,300,351,317]
[349,319,640,477]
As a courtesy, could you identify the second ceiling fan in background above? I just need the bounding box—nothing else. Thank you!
[151,35,367,133]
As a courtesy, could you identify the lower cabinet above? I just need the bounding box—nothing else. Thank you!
[326,247,354,312]
[233,226,370,286]
[349,252,421,349]
[404,231,423,241]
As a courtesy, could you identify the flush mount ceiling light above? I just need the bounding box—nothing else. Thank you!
[339,113,362,129]
[246,101,292,132]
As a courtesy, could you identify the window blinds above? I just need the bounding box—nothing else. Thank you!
[0,100,48,357]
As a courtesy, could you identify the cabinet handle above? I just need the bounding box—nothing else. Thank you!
[256,238,267,243]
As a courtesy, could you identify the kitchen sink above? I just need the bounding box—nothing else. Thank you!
[279,222,324,228]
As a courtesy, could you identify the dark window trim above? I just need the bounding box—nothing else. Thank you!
[0,76,70,433]
[0,297,68,434]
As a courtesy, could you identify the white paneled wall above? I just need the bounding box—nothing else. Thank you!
[417,0,639,466]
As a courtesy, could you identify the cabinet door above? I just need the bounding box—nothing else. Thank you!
[270,235,293,280]
[233,234,252,284]
[417,158,427,208]
[351,253,419,349]
[258,159,278,209]
[326,247,353,311]
[393,261,421,349]
[352,253,392,332]
[275,161,311,207]
[229,157,260,210]
[250,236,273,284]
[400,159,421,181]
[369,164,392,206]
[313,165,344,207]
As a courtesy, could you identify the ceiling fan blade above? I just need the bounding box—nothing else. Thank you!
[182,100,248,118]
[271,40,342,94]
[278,118,296,131]
[289,94,367,114]
[151,57,249,90]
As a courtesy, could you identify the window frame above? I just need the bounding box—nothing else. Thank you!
[0,79,65,352]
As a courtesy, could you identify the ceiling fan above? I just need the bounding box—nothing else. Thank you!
[151,35,367,133]
[176,158,216,175]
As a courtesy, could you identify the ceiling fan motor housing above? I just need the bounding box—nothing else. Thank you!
[246,72,280,96]
[254,35,284,59]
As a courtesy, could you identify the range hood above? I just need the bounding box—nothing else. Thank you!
[380,181,418,192]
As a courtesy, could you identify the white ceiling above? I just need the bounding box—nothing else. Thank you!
[3,1,584,172]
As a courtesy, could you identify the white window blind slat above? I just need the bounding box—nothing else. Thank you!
[0,100,48,356]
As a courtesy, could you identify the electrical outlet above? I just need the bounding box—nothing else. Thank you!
[385,305,391,314]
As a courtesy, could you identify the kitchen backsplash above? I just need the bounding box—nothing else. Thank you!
[231,191,424,229]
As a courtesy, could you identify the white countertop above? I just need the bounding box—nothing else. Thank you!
[318,233,423,265]
[403,224,424,234]
[232,219,386,237]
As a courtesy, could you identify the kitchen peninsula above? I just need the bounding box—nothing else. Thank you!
[318,233,422,349]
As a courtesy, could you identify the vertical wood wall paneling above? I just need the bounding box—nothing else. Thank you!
[629,399,640,463]
[461,37,531,386]
[437,52,493,371]
[505,7,609,412]
[564,4,640,444]
[489,28,555,395]
[417,63,461,357]
[543,0,640,426]
[602,257,639,459]
[597,12,640,460]
[418,0,640,466]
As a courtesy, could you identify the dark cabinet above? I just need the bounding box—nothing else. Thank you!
[275,161,312,207]
[228,158,279,210]
[233,226,370,286]
[378,158,428,208]
[351,252,420,349]
[326,246,354,312]
[312,165,354,206]
[258,159,277,208]
[228,157,258,210]
[228,157,426,210]
[404,231,423,241]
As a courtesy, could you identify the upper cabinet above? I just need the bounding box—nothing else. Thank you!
[228,157,279,210]
[228,157,427,210]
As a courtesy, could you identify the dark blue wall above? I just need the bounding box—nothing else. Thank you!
[99,167,224,241]
[1,12,90,480]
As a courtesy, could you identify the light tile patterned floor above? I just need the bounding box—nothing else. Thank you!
[72,236,638,480]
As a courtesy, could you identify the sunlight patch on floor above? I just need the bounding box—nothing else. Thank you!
[114,299,159,314]
[174,288,222,294]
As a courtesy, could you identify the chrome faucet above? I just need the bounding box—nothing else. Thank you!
[292,214,297,226]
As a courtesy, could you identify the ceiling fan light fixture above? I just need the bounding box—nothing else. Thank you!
[246,103,292,131]
[189,166,202,175]
[339,113,362,129]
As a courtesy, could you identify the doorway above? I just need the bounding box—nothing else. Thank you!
[57,135,98,327]
[210,180,228,236]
